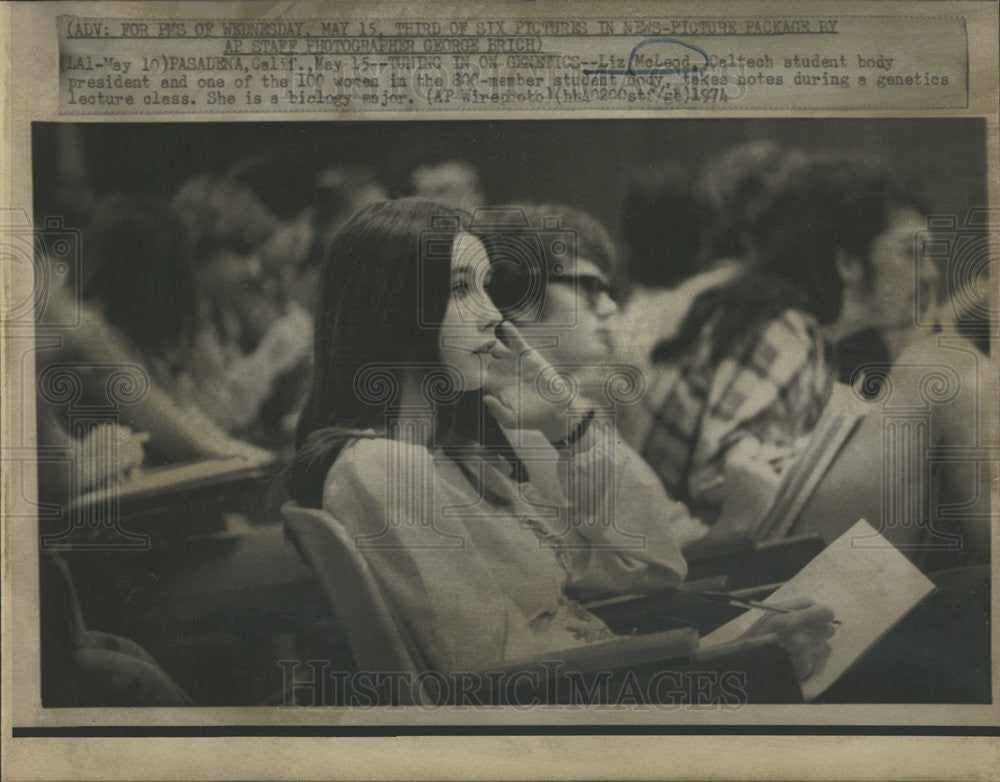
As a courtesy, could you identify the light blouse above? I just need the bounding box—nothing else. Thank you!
[322,424,688,673]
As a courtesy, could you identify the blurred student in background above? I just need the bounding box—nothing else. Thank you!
[172,174,312,445]
[617,141,806,452]
[486,203,711,546]
[633,155,961,540]
[37,193,271,503]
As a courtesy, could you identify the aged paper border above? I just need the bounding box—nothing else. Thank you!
[2,0,998,779]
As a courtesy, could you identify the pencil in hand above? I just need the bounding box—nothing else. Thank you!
[698,590,842,625]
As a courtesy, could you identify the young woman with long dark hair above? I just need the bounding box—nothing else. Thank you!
[288,197,835,678]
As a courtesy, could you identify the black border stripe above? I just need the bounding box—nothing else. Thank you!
[12,725,1000,738]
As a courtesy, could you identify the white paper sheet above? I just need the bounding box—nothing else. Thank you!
[700,519,936,701]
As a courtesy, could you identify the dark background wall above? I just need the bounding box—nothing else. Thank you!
[34,118,987,242]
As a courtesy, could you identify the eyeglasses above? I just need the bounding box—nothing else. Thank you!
[547,274,618,308]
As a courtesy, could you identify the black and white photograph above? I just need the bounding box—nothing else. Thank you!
[3,0,1000,776]
[26,117,993,710]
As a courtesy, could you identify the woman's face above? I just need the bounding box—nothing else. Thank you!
[439,232,504,391]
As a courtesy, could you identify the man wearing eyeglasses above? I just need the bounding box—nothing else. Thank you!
[486,203,711,550]
[484,203,624,401]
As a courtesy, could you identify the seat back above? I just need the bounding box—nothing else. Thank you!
[281,502,430,704]
[40,553,194,706]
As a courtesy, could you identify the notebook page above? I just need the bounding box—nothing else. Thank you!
[700,519,935,701]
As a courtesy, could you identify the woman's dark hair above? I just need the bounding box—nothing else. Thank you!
[485,203,623,318]
[621,162,704,289]
[656,154,925,366]
[289,197,483,507]
[81,192,198,360]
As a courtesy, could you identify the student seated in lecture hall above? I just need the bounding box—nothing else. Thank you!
[632,154,988,559]
[288,197,836,681]
[287,195,988,703]
[37,192,272,507]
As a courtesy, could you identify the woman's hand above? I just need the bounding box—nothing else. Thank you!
[74,424,149,490]
[743,598,837,680]
[221,439,276,465]
[484,321,576,442]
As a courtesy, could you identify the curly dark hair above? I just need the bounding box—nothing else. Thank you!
[656,154,926,366]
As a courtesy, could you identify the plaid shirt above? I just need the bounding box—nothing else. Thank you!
[636,308,835,523]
